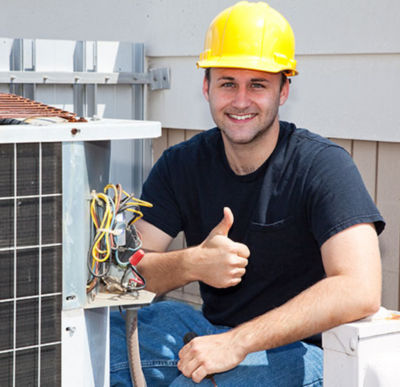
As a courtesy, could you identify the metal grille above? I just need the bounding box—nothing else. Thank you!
[0,142,62,387]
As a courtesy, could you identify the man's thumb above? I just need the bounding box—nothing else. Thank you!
[211,207,234,236]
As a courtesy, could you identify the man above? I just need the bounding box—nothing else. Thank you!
[110,2,384,386]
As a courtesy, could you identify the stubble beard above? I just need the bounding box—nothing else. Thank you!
[215,106,280,146]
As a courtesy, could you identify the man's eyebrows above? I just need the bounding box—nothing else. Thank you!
[250,78,269,82]
[216,76,270,82]
[216,76,235,81]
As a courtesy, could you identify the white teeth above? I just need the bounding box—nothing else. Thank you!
[228,114,255,120]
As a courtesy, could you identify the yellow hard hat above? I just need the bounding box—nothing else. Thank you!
[197,1,297,76]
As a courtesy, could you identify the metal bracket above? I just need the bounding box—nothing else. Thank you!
[147,67,170,90]
[0,68,170,90]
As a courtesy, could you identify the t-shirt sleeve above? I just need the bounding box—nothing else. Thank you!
[139,151,183,238]
[305,145,385,247]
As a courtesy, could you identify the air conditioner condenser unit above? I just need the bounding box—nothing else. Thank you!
[0,112,160,386]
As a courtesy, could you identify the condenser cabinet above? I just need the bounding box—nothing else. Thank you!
[0,118,160,386]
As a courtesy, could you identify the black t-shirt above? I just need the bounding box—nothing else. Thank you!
[141,121,385,329]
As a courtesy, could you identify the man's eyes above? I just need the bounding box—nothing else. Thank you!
[221,82,235,88]
[251,83,266,89]
[219,82,266,89]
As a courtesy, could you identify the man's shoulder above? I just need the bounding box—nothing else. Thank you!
[280,121,348,162]
[281,121,338,150]
[277,121,355,180]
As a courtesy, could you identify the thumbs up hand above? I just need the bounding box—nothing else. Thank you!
[190,207,250,288]
[209,206,234,237]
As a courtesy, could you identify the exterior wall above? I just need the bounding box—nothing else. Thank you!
[154,129,400,310]
[1,0,398,141]
[144,0,400,142]
[146,53,400,142]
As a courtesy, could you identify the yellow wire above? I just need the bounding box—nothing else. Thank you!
[126,209,144,223]
[125,199,153,208]
[104,184,118,205]
[122,190,153,208]
[89,185,153,270]
[90,193,113,263]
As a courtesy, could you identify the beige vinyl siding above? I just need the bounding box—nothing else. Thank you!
[152,130,400,310]
[330,139,400,310]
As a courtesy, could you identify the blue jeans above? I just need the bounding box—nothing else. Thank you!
[110,301,323,386]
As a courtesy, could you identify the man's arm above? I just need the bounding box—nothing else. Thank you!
[136,207,250,295]
[177,222,381,383]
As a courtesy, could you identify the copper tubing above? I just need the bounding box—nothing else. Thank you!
[0,93,86,122]
[125,309,147,387]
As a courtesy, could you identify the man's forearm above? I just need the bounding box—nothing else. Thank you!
[137,247,197,295]
[178,273,380,382]
[229,274,380,356]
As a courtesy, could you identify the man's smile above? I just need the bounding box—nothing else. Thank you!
[226,113,257,121]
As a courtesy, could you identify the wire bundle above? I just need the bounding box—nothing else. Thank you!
[86,184,152,294]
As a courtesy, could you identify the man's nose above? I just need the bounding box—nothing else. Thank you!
[231,87,251,110]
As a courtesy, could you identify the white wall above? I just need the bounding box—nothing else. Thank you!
[1,0,398,55]
[1,0,399,140]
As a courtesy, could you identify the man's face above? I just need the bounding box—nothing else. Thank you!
[203,68,289,145]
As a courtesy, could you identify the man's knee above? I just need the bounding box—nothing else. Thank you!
[139,300,200,326]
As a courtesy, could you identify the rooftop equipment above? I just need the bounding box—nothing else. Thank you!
[0,95,159,386]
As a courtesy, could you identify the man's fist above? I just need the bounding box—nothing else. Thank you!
[191,207,250,288]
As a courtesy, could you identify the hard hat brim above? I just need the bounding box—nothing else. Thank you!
[197,58,298,77]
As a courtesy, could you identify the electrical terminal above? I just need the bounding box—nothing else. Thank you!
[86,184,152,295]
[114,213,127,246]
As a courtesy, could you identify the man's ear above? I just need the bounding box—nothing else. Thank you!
[279,78,290,106]
[202,76,210,102]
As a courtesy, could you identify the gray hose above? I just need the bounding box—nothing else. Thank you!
[125,308,147,387]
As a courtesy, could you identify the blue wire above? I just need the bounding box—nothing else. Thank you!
[115,249,129,267]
